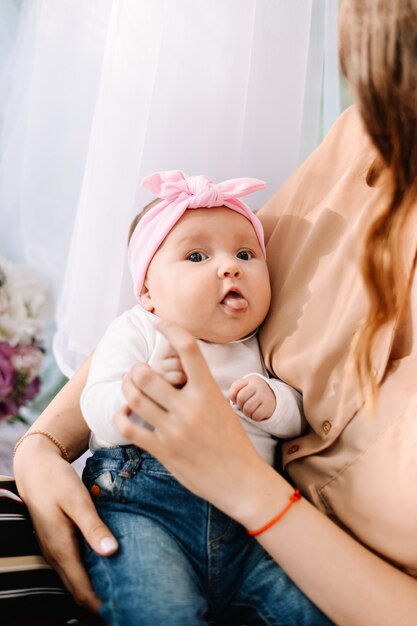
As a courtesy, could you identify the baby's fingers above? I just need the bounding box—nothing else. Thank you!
[154,334,180,360]
[229,378,249,403]
[164,369,187,387]
[234,384,257,410]
[240,395,263,419]
[155,320,215,386]
[157,357,187,387]
[160,357,185,373]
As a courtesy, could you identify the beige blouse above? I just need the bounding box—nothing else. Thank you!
[258,105,417,576]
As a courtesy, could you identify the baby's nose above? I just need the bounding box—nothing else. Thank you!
[217,258,241,278]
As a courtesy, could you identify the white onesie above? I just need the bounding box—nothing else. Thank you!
[81,307,305,464]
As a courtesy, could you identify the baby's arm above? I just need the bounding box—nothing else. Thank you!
[229,374,306,438]
[81,309,151,444]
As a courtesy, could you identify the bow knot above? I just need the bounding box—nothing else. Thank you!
[186,176,224,208]
[144,172,226,208]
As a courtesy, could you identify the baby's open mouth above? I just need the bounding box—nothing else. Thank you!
[221,290,248,312]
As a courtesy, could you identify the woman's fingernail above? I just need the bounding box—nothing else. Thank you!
[100,537,118,554]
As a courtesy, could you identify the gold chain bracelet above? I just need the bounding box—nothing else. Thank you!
[14,430,71,463]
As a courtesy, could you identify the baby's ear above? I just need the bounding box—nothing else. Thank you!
[140,282,154,312]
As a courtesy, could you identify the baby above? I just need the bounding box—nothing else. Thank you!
[81,170,305,626]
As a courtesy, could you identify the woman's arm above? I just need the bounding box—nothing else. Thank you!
[13,355,118,612]
[114,321,417,626]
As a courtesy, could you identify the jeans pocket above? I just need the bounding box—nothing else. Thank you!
[83,467,117,502]
[83,446,144,502]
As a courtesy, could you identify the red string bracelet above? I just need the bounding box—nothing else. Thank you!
[246,489,302,536]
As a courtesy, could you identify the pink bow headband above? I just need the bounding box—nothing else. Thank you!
[128,170,267,300]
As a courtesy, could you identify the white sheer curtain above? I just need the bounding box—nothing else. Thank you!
[0,0,341,377]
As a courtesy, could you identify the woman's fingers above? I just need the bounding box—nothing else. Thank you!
[62,484,118,557]
[126,362,175,402]
[40,518,102,612]
[114,405,162,457]
[125,323,223,418]
[57,493,117,610]
[35,469,118,612]
[154,320,213,385]
[114,321,268,518]
[25,460,118,612]
[122,364,172,420]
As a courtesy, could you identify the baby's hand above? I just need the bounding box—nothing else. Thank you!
[229,375,276,422]
[148,333,187,387]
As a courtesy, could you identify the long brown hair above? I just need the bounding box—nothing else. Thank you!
[339,0,417,408]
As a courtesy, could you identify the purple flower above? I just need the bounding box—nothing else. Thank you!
[11,344,43,381]
[0,342,14,398]
[0,341,43,421]
[0,398,19,419]
[22,376,41,402]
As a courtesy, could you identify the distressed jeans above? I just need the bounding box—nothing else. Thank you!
[82,446,333,626]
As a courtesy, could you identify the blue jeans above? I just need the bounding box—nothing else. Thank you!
[82,446,332,626]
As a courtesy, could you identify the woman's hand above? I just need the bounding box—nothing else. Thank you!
[114,320,283,525]
[12,331,417,626]
[14,435,118,612]
[13,356,119,613]
[114,321,417,626]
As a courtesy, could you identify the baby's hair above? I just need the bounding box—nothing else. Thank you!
[128,197,161,244]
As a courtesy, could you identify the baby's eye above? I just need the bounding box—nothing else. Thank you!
[187,251,208,262]
[236,250,253,261]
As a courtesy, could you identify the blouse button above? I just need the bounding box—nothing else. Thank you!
[287,444,300,454]
[322,420,332,434]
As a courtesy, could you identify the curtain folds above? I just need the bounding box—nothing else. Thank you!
[0,0,341,376]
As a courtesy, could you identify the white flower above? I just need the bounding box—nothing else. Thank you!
[0,290,8,316]
[11,344,44,382]
[0,255,53,345]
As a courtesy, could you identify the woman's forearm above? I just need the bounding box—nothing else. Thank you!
[15,354,92,467]
[114,321,417,626]
[14,355,92,496]
[234,463,417,626]
[13,353,119,611]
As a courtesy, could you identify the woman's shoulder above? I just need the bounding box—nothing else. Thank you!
[258,105,374,234]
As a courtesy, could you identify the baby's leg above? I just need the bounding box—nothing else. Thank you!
[221,541,332,626]
[84,510,208,626]
[81,446,208,625]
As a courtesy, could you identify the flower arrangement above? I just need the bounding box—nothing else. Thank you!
[0,255,52,422]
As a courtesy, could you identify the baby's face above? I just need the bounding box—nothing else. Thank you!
[140,207,271,343]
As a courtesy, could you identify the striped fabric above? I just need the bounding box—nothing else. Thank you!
[0,475,80,623]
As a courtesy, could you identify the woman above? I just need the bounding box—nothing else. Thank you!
[13,1,417,623]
